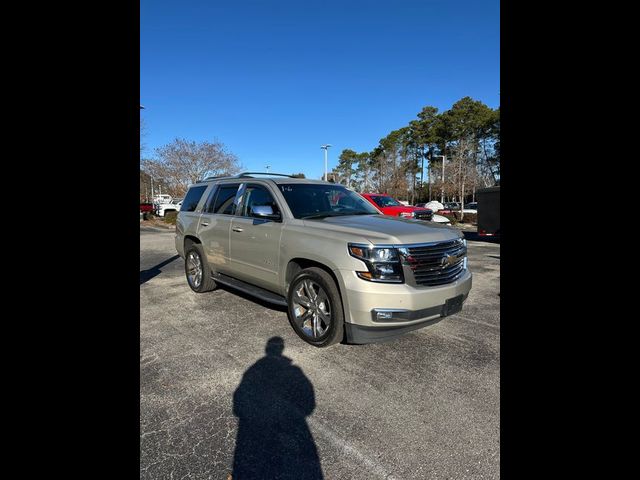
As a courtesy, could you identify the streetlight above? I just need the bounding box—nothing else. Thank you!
[265,164,271,173]
[320,144,332,181]
[432,155,446,203]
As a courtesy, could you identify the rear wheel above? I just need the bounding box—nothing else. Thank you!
[185,243,217,293]
[287,267,344,347]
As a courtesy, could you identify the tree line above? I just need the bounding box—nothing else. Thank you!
[139,95,499,204]
[330,96,500,205]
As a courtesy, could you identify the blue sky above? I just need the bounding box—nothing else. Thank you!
[141,0,499,179]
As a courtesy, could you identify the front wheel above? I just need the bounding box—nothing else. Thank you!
[287,267,344,347]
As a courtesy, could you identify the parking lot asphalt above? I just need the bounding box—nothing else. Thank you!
[140,227,500,479]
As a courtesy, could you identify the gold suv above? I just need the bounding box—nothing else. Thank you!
[176,173,472,347]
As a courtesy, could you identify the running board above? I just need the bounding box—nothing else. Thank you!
[211,272,288,307]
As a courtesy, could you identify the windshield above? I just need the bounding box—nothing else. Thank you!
[278,184,380,219]
[371,195,403,207]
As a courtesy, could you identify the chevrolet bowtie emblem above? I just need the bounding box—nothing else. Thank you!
[441,253,459,268]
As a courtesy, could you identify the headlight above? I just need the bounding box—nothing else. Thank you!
[348,244,403,283]
[399,211,414,218]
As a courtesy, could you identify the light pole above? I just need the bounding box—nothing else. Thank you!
[265,164,271,173]
[432,155,446,203]
[321,144,332,181]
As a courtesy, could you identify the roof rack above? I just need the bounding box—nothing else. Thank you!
[202,172,295,181]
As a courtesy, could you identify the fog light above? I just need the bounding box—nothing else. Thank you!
[376,311,394,320]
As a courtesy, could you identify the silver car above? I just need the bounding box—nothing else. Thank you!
[175,173,472,347]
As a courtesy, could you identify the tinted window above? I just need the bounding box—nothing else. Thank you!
[213,184,240,215]
[239,185,280,217]
[371,195,402,207]
[181,185,208,212]
[203,185,219,213]
[279,184,378,219]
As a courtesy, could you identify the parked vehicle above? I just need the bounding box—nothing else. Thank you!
[153,194,173,204]
[436,202,457,215]
[436,201,476,216]
[415,201,444,212]
[463,202,477,214]
[156,198,182,217]
[360,194,433,221]
[175,172,472,347]
[476,187,499,237]
[140,202,154,214]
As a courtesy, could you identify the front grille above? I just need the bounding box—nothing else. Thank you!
[403,239,466,286]
[414,210,433,221]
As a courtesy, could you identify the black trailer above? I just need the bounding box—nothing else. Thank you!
[476,186,500,237]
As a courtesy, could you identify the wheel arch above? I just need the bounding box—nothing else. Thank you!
[184,235,201,250]
[284,257,351,325]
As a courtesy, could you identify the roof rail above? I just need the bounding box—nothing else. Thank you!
[202,171,295,181]
[237,172,294,178]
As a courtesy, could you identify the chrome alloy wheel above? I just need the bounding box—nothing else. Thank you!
[187,251,203,288]
[292,279,331,338]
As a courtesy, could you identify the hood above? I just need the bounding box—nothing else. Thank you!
[302,214,460,245]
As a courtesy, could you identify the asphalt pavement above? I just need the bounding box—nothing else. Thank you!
[140,226,500,479]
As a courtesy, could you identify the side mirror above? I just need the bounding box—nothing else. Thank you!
[251,205,281,221]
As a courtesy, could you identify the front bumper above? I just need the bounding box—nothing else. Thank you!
[336,268,472,343]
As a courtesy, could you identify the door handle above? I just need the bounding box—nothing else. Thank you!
[201,222,209,227]
[232,227,244,232]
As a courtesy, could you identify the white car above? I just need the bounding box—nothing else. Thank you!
[156,199,182,217]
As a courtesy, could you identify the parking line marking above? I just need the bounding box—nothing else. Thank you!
[307,416,399,480]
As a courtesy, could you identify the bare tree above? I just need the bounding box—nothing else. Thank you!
[448,137,476,220]
[142,138,242,197]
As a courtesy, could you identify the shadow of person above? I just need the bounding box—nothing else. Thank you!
[232,337,323,480]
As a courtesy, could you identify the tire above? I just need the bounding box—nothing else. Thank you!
[184,243,217,293]
[287,267,344,347]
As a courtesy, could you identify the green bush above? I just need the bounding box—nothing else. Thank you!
[164,211,178,224]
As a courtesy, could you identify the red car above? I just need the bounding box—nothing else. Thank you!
[360,193,433,221]
[140,202,154,213]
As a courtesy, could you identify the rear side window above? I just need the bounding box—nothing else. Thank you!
[212,184,240,215]
[181,185,208,212]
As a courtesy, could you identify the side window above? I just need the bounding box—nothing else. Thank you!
[202,184,219,213]
[181,185,208,212]
[240,184,280,217]
[212,184,240,215]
